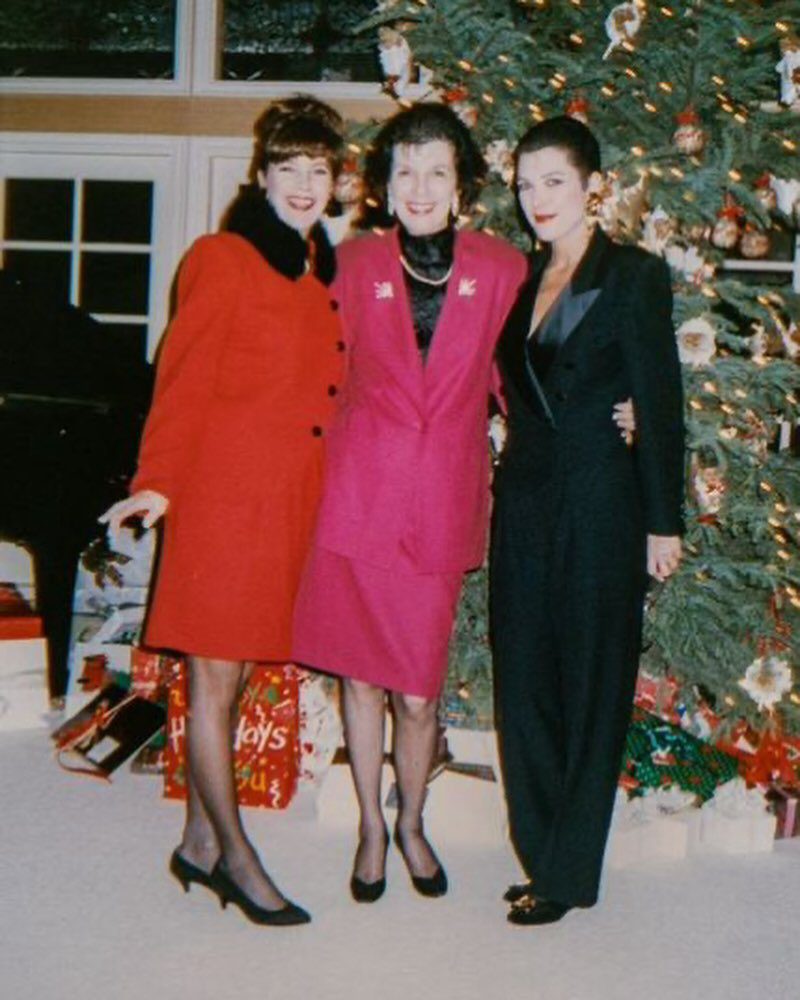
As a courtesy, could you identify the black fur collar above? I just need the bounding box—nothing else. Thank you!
[223,184,336,286]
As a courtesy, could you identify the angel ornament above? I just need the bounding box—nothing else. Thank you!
[603,1,644,60]
[775,34,800,107]
[378,27,413,98]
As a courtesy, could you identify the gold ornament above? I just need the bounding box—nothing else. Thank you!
[739,227,770,259]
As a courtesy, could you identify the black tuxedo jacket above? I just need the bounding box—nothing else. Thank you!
[495,226,684,537]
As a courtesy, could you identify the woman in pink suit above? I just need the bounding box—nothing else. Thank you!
[293,104,527,901]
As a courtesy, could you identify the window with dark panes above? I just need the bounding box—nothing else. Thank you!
[1,178,154,359]
[221,0,381,83]
[0,0,176,79]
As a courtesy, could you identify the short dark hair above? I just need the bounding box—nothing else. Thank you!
[514,115,601,182]
[365,103,487,211]
[250,95,344,181]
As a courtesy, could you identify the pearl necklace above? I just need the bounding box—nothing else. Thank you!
[399,253,453,287]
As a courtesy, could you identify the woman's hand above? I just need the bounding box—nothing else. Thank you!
[612,397,636,446]
[98,490,169,535]
[647,534,682,582]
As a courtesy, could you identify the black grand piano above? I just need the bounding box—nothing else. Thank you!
[0,269,152,699]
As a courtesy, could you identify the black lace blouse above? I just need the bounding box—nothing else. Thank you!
[398,224,455,362]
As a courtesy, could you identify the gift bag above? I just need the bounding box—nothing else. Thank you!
[51,682,166,780]
[164,663,300,809]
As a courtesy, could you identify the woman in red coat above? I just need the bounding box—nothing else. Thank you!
[101,96,345,926]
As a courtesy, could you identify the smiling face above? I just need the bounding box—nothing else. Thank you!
[258,154,333,236]
[516,146,592,246]
[388,139,458,237]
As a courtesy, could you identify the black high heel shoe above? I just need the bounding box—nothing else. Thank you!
[350,830,389,903]
[169,849,216,896]
[210,862,311,926]
[393,826,448,898]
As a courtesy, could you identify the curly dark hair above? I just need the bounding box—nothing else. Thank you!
[365,103,487,213]
[249,94,345,181]
[513,115,601,183]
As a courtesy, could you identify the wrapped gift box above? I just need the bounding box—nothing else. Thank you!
[164,663,300,809]
[0,637,49,732]
[607,787,696,868]
[621,706,740,800]
[766,785,800,839]
[698,778,776,854]
[0,582,43,639]
[634,670,681,724]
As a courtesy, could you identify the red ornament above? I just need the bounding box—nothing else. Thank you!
[566,95,590,124]
[442,86,469,104]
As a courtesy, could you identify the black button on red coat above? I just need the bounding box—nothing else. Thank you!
[328,385,338,397]
[330,300,340,311]
[312,426,323,437]
[336,340,346,352]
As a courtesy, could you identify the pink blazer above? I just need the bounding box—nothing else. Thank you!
[313,227,527,574]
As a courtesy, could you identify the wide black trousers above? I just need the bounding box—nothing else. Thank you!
[490,465,647,907]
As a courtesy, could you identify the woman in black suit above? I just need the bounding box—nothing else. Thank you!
[491,117,684,926]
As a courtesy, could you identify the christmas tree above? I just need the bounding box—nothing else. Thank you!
[363,1,800,765]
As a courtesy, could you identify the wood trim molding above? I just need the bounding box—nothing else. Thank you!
[0,94,390,136]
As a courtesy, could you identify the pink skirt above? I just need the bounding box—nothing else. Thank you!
[292,545,463,699]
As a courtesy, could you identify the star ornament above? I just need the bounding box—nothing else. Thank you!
[739,655,793,711]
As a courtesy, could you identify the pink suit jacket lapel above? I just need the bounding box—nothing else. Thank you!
[377,228,482,397]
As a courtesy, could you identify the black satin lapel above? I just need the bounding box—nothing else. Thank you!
[540,287,601,352]
[497,262,555,425]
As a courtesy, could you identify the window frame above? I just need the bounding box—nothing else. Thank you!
[0,0,193,96]
[0,133,189,359]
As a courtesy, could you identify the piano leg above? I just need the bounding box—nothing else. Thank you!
[31,541,83,701]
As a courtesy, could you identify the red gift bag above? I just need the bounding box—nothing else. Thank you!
[164,662,300,809]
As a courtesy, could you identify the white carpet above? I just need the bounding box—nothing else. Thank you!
[1,725,799,1000]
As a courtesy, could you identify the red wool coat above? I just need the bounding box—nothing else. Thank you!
[132,232,345,660]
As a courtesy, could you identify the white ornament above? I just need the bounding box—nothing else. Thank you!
[484,139,514,185]
[378,27,413,96]
[774,315,800,361]
[748,324,769,361]
[769,176,800,217]
[603,2,643,60]
[739,656,793,711]
[664,244,715,285]
[642,206,675,255]
[775,36,800,106]
[675,317,716,367]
